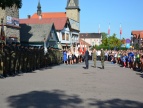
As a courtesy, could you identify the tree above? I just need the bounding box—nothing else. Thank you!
[100,33,122,50]
[0,0,22,9]
[101,32,108,46]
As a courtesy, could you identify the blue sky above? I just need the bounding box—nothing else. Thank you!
[19,0,143,39]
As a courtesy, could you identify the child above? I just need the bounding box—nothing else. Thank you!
[122,53,127,68]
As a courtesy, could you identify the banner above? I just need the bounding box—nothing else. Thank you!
[6,16,19,26]
[126,39,131,43]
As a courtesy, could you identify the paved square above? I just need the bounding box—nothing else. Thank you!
[0,61,143,108]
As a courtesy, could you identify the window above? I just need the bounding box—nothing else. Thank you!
[66,33,69,41]
[62,32,65,40]
[50,32,54,39]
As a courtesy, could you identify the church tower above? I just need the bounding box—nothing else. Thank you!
[66,0,80,22]
[37,0,42,16]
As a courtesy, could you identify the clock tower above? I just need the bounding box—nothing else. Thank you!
[66,0,80,23]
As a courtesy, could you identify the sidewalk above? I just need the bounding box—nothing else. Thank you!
[0,61,143,108]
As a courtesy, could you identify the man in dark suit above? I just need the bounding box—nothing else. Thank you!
[84,48,89,69]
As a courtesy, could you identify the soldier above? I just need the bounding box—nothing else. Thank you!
[92,48,97,68]
[100,48,105,69]
[23,47,28,72]
[15,43,21,74]
[20,45,25,73]
[32,46,37,71]
[10,42,16,75]
[36,47,40,69]
[3,44,11,77]
[39,46,44,68]
[48,47,53,66]
[28,47,33,72]
[46,47,51,66]
[0,41,4,78]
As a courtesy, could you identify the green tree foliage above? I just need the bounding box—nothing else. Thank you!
[0,0,22,9]
[101,32,122,48]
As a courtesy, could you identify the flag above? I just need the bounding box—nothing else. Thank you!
[108,23,110,35]
[120,24,122,35]
[98,24,100,33]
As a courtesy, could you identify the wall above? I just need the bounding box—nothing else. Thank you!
[0,5,20,43]
[82,38,102,46]
[66,9,79,22]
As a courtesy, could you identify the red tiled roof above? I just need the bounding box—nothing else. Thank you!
[131,30,143,38]
[19,17,68,30]
[31,12,66,19]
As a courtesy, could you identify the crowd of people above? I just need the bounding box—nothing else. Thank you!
[96,49,143,73]
[62,48,143,74]
[62,49,92,65]
[1,42,143,78]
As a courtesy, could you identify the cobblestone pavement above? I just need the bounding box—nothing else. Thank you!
[0,61,143,108]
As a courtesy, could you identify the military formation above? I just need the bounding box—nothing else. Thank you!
[0,42,63,78]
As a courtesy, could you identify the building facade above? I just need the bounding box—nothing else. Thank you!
[66,0,80,47]
[0,5,20,44]
[79,33,102,48]
[131,30,143,49]
[27,0,81,49]
[20,19,59,49]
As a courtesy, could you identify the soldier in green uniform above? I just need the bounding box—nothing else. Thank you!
[0,41,4,78]
[3,44,11,77]
[46,47,51,66]
[100,48,105,69]
[10,43,16,75]
[15,43,21,74]
[20,46,25,73]
[23,46,28,72]
[32,46,37,71]
[92,48,97,68]
[48,47,53,66]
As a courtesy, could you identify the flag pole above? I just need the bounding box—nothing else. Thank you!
[108,23,110,49]
[120,23,122,49]
[120,23,122,40]
[98,24,100,34]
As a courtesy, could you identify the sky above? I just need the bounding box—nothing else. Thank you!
[19,0,143,39]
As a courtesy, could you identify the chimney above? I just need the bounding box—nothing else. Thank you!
[28,15,31,19]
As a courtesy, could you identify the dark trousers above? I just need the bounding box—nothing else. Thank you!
[85,59,89,69]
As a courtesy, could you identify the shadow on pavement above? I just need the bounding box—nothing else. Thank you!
[7,90,143,108]
[7,90,83,108]
[88,98,143,108]
[97,66,102,69]
[140,73,143,78]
